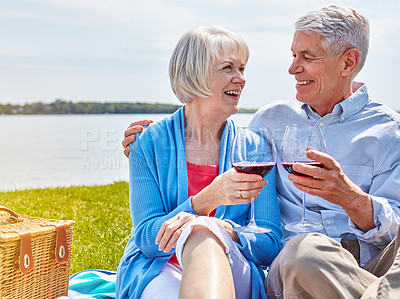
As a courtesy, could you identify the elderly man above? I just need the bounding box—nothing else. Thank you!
[122,5,400,298]
[252,6,400,298]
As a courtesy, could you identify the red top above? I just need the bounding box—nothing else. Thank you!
[168,162,219,264]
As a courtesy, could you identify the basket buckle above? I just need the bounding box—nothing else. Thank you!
[2,229,35,274]
[41,221,70,263]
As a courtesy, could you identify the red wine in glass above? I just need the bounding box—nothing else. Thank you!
[281,124,326,233]
[231,127,276,233]
[282,161,323,177]
[233,162,276,178]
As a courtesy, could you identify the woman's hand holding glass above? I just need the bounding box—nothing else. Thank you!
[191,168,268,216]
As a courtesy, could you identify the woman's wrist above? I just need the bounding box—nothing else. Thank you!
[191,191,214,216]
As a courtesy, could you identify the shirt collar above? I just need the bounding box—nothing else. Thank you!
[338,82,369,120]
[301,82,369,121]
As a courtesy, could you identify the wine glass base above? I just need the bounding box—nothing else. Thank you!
[234,224,271,234]
[285,221,323,233]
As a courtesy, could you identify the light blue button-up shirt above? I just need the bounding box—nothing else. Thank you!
[249,83,400,265]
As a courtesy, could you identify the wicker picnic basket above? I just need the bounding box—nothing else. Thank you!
[0,205,74,299]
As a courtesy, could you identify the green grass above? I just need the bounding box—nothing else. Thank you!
[0,181,131,275]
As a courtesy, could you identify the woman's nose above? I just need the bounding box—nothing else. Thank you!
[233,70,246,85]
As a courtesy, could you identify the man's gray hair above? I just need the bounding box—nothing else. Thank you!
[295,5,370,77]
[169,26,249,103]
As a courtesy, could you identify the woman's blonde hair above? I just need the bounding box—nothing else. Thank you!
[169,26,249,103]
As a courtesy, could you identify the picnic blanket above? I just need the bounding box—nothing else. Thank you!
[67,268,269,298]
[68,270,117,299]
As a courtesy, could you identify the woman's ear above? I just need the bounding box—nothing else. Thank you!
[342,48,360,77]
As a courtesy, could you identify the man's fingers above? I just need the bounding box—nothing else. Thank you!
[122,122,148,158]
[122,134,136,158]
[306,149,337,170]
[128,119,153,129]
[124,125,144,138]
[291,162,324,179]
[122,134,137,148]
[123,147,130,158]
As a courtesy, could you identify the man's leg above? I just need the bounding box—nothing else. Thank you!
[361,226,400,298]
[265,233,376,299]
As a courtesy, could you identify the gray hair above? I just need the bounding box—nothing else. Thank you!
[169,26,249,103]
[295,5,370,77]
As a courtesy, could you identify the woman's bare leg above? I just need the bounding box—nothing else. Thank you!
[179,225,235,299]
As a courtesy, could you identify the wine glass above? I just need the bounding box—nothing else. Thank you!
[281,124,326,232]
[231,127,276,233]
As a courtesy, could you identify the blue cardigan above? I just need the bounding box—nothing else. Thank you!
[116,107,282,299]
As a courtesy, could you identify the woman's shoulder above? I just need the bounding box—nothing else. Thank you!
[226,117,238,129]
[133,109,183,148]
[142,114,174,134]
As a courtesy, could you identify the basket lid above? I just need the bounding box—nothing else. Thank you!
[0,206,74,242]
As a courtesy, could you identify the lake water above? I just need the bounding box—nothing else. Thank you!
[0,113,254,191]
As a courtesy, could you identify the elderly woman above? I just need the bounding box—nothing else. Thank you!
[116,26,281,299]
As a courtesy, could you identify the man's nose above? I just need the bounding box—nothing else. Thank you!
[289,58,302,75]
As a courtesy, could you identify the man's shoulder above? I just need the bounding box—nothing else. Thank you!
[251,99,302,124]
[256,98,299,113]
[364,100,400,127]
[357,100,400,147]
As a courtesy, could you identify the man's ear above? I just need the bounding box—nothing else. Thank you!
[342,48,360,76]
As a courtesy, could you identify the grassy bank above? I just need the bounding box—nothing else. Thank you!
[0,181,131,274]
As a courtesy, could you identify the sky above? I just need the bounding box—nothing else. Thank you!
[1,0,399,111]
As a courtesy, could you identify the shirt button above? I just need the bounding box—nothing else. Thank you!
[326,220,331,225]
[319,122,325,127]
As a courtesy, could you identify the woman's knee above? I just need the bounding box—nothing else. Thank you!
[184,223,225,252]
[178,217,227,257]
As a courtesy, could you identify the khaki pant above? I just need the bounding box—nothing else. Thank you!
[265,226,400,299]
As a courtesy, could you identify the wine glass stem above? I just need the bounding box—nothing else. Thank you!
[301,192,307,222]
[249,201,256,225]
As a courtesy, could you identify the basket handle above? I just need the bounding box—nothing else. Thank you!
[0,205,23,221]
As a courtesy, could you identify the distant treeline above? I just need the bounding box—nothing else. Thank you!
[0,99,181,114]
[0,99,257,115]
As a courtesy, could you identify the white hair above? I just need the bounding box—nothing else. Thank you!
[169,26,249,103]
[295,5,370,77]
